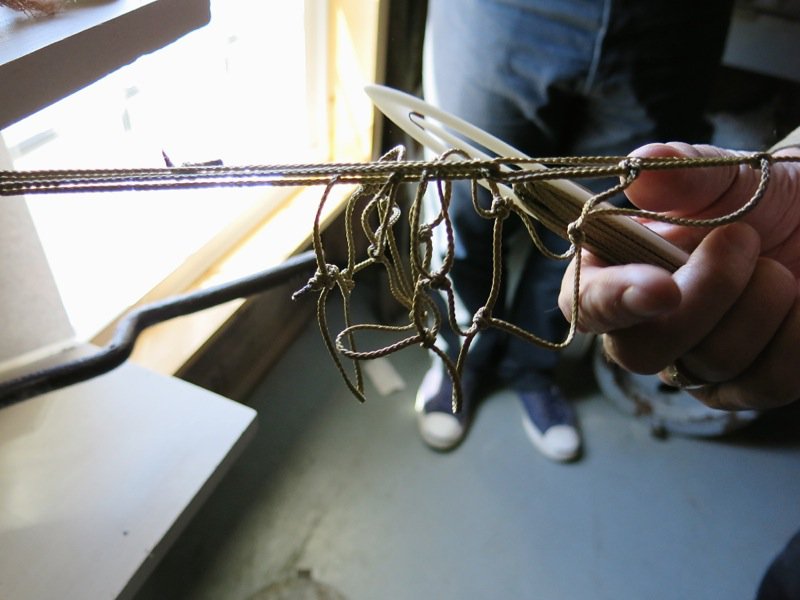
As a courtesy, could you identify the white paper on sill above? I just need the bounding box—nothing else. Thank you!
[362,357,406,396]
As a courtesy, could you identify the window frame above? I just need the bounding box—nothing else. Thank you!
[1,0,387,380]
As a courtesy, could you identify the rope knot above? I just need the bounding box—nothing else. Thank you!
[619,156,642,182]
[472,307,491,330]
[567,220,585,247]
[751,151,773,166]
[417,224,433,242]
[488,196,511,219]
[419,327,438,349]
[423,273,450,291]
[479,166,497,181]
[295,263,342,297]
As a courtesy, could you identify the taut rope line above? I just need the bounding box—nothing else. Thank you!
[0,149,796,407]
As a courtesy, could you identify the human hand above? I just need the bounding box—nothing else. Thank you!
[558,142,800,411]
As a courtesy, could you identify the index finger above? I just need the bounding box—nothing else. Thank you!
[627,143,800,257]
[626,143,746,216]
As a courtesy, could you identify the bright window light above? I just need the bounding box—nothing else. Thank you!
[2,1,320,340]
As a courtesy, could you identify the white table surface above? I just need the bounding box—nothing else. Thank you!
[0,348,256,599]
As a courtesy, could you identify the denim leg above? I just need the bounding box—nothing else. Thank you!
[424,0,732,382]
[574,0,734,155]
[426,0,733,155]
[425,0,606,375]
[425,0,607,156]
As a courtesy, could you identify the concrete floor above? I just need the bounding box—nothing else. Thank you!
[133,295,800,600]
[132,84,800,600]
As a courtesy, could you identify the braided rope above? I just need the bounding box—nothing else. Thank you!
[2,150,797,408]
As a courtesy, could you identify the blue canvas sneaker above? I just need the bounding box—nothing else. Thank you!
[415,362,476,451]
[517,385,581,462]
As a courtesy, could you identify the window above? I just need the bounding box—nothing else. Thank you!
[1,0,383,358]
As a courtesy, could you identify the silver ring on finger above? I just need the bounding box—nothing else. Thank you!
[661,361,711,391]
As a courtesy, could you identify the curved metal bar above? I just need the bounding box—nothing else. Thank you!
[0,251,317,407]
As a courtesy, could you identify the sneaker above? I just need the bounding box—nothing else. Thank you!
[415,362,475,451]
[517,385,581,462]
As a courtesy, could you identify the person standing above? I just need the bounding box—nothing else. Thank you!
[416,0,734,460]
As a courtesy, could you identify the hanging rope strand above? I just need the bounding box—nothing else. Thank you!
[1,150,796,405]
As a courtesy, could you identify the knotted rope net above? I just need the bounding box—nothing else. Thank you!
[2,147,797,407]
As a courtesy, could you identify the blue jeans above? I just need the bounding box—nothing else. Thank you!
[424,0,733,388]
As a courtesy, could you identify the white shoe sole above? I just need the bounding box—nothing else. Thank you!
[417,411,465,450]
[522,417,581,462]
[415,378,464,450]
